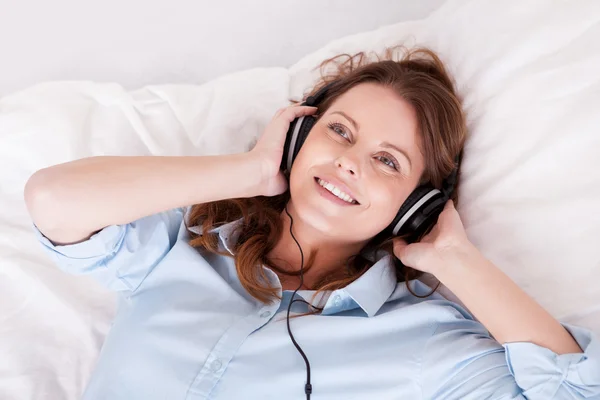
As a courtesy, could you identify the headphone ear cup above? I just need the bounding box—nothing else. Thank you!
[293,116,316,157]
[386,185,446,242]
[280,115,316,173]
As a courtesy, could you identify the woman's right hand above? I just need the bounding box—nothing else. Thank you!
[249,104,318,197]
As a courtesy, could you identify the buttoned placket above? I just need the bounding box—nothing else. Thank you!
[185,261,281,399]
[186,297,280,399]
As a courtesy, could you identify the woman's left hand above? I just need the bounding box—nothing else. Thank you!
[392,200,474,275]
[394,201,586,357]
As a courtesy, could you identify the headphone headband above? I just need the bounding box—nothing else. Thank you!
[442,150,462,198]
[304,81,337,107]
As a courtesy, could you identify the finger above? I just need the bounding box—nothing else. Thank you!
[259,106,318,146]
[273,104,315,118]
[279,105,318,122]
[274,107,287,118]
[395,242,430,271]
[392,238,408,259]
[420,223,439,244]
[437,200,455,221]
[270,171,289,196]
[273,105,298,118]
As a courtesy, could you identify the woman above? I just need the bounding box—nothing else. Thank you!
[25,47,599,399]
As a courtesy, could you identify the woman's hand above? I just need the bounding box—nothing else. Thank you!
[395,201,584,356]
[249,104,318,197]
[392,200,474,275]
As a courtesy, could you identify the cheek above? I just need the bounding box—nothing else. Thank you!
[288,139,321,192]
[291,131,333,171]
[366,181,406,222]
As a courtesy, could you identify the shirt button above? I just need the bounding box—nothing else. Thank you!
[260,310,272,318]
[210,359,223,372]
[333,295,342,307]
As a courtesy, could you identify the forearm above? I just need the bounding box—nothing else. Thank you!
[24,154,263,245]
[435,243,582,355]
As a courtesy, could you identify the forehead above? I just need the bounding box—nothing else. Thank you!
[324,82,420,147]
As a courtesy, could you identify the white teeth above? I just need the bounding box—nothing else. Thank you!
[317,179,357,204]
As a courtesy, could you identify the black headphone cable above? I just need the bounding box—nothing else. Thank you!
[284,206,321,399]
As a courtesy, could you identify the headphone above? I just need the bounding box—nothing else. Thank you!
[280,80,460,243]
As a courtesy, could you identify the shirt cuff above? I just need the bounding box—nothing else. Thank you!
[503,323,600,398]
[32,222,126,272]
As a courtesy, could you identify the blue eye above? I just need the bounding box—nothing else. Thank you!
[327,122,350,140]
[377,154,399,170]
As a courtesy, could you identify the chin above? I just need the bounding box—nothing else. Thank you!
[288,195,376,243]
[289,193,335,229]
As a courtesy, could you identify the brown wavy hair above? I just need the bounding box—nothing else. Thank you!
[186,45,466,309]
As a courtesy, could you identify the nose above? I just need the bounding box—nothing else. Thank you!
[335,154,359,177]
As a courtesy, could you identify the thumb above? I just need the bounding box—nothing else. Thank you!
[264,171,288,196]
[392,238,409,259]
[393,239,430,271]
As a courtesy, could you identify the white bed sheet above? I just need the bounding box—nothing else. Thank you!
[0,0,445,97]
[1,1,600,399]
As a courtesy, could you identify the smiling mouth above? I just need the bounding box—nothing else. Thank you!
[314,177,360,205]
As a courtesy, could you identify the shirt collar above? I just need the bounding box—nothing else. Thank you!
[185,207,242,255]
[187,215,398,317]
[338,255,397,317]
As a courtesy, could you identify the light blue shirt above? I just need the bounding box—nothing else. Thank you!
[32,206,600,400]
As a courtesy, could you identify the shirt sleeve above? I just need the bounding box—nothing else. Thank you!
[32,207,185,293]
[421,302,600,400]
[503,323,600,399]
[420,302,525,400]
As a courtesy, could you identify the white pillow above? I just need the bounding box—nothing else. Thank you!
[1,1,599,399]
[284,0,600,330]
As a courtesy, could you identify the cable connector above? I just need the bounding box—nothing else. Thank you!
[305,383,312,395]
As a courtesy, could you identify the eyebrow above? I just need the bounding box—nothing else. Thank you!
[330,110,413,172]
[331,111,360,131]
[380,142,413,171]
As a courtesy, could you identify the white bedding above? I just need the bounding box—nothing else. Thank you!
[0,0,445,97]
[1,1,600,399]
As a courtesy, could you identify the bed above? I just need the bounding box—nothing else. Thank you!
[1,1,599,399]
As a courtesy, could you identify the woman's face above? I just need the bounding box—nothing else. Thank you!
[289,82,426,243]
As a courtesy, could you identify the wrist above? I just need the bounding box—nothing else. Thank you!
[234,152,268,198]
[431,240,482,284]
[246,150,288,198]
